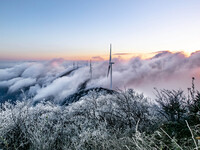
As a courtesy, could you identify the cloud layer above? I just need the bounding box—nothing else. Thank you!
[1,51,200,103]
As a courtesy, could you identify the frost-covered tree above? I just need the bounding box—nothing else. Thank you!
[155,89,186,122]
[0,88,198,150]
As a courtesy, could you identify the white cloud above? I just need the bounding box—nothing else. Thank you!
[1,51,200,102]
[8,78,36,93]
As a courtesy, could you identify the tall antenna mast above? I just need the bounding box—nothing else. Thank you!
[89,60,92,79]
[107,44,114,89]
[192,77,195,100]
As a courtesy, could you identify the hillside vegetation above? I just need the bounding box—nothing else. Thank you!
[0,88,200,150]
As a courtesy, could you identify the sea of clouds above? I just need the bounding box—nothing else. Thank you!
[1,51,200,103]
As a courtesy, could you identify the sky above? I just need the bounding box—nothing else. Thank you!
[0,0,200,60]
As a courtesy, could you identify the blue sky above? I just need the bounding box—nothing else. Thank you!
[0,0,200,60]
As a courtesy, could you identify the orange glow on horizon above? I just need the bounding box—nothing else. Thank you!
[0,50,199,61]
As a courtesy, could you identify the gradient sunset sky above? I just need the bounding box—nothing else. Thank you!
[0,0,200,60]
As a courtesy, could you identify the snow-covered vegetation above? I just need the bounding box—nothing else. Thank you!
[0,88,200,150]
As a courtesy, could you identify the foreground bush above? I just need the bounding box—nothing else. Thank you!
[0,89,199,150]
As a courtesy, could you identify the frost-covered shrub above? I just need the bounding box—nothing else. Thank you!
[72,89,155,133]
[0,101,30,149]
[113,89,155,132]
[155,89,187,123]
[0,89,156,149]
[0,89,198,150]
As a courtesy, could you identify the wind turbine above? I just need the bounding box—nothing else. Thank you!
[89,60,92,79]
[107,44,114,89]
